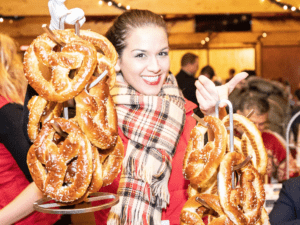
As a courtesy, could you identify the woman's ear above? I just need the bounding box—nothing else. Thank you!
[115,58,121,72]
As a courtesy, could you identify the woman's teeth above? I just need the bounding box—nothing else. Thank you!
[143,76,159,82]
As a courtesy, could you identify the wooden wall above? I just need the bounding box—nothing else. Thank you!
[169,48,255,80]
[262,46,300,94]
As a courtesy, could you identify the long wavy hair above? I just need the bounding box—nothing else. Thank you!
[0,33,27,105]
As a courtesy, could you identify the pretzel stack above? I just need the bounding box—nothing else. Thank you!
[24,29,124,204]
[180,114,270,225]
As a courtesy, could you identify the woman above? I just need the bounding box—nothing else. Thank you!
[17,9,247,225]
[0,34,61,224]
[93,9,248,224]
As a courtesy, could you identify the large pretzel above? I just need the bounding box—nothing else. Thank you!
[218,152,265,225]
[183,116,227,189]
[23,30,97,103]
[64,135,124,190]
[27,95,63,142]
[180,194,234,225]
[222,114,268,176]
[27,118,93,203]
[79,29,118,89]
[75,76,118,149]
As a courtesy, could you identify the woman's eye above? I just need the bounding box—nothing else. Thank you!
[135,53,145,58]
[159,51,169,56]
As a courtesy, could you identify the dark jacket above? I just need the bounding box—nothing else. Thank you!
[269,176,300,224]
[175,69,198,105]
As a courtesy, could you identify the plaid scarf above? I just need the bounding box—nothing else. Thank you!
[108,73,186,224]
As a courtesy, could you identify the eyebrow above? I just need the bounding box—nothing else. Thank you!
[131,46,169,53]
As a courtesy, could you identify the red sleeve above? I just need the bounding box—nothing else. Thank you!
[262,132,286,163]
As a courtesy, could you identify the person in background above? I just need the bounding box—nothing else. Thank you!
[269,176,300,224]
[200,65,222,86]
[0,33,61,224]
[225,68,235,83]
[21,9,247,224]
[236,93,299,183]
[175,52,199,106]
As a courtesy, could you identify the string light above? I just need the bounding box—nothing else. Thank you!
[269,0,300,13]
[99,0,131,11]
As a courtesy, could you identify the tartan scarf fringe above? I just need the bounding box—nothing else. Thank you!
[108,73,186,224]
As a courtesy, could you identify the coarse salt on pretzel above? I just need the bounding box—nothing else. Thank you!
[23,30,97,103]
[27,95,63,142]
[222,114,268,175]
[63,135,124,190]
[218,151,265,225]
[183,116,227,189]
[75,76,118,149]
[180,194,234,225]
[27,118,93,203]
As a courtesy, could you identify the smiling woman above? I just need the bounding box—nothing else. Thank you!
[114,26,170,95]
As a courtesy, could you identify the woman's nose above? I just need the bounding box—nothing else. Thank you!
[147,56,161,73]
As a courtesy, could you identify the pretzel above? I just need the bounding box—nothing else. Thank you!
[27,95,63,142]
[180,194,234,225]
[183,116,227,189]
[23,30,97,102]
[27,118,93,203]
[98,136,124,186]
[187,178,218,199]
[218,152,265,225]
[64,135,124,192]
[222,114,268,175]
[75,76,118,149]
[79,30,117,89]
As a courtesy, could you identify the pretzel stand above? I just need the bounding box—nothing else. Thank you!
[183,99,269,224]
[27,1,120,216]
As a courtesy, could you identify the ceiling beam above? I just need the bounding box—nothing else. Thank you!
[0,0,292,16]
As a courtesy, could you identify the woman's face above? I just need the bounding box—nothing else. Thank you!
[116,26,170,96]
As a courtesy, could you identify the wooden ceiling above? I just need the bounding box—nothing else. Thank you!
[0,0,293,16]
[1,0,300,48]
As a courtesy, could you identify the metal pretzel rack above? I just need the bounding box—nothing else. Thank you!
[34,192,119,214]
[285,110,300,180]
[192,99,252,189]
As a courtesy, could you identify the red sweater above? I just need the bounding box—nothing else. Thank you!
[0,96,61,225]
[93,99,197,225]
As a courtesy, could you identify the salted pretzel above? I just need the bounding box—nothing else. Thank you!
[27,118,93,203]
[27,95,63,142]
[218,151,265,225]
[183,116,227,189]
[79,29,118,89]
[64,135,124,191]
[222,114,268,175]
[24,30,97,103]
[75,76,118,149]
[180,194,234,225]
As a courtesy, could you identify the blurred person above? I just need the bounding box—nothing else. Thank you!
[269,176,300,224]
[225,68,235,83]
[200,65,222,86]
[0,33,62,224]
[175,52,199,105]
[236,93,299,183]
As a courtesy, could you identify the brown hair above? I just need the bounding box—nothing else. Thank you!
[0,33,27,105]
[181,53,198,67]
[239,93,270,115]
[105,9,167,57]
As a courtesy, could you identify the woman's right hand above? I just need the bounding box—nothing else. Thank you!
[195,72,248,116]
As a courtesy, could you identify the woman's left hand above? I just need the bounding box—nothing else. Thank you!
[195,72,248,116]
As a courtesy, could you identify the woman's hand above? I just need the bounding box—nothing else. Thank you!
[195,72,248,116]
